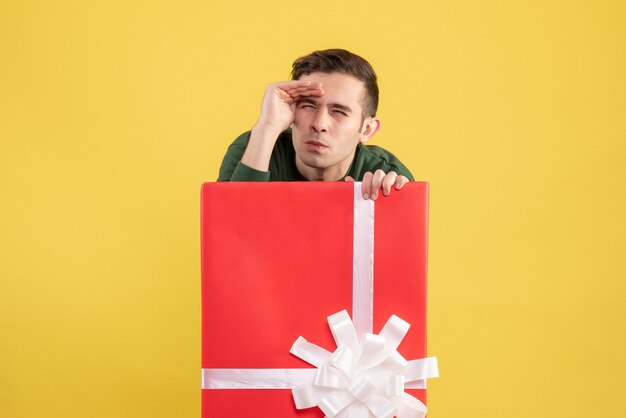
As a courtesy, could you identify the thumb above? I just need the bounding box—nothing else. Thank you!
[344,175,355,182]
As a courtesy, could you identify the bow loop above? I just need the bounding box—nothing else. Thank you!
[290,336,332,367]
[379,314,411,351]
[357,333,388,370]
[319,390,355,418]
[330,344,356,375]
[328,310,360,355]
[315,364,349,389]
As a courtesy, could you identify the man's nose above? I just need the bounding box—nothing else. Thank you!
[311,110,329,133]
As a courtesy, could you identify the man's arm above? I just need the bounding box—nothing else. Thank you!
[218,80,324,181]
[218,131,271,181]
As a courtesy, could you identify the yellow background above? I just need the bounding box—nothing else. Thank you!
[1,0,624,416]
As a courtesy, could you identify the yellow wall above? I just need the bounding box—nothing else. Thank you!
[1,0,624,416]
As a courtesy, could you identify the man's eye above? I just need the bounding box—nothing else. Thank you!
[299,104,315,109]
[333,110,348,116]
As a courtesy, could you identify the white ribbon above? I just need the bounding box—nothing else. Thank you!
[202,183,439,417]
[202,368,316,389]
[352,182,375,337]
[291,310,438,418]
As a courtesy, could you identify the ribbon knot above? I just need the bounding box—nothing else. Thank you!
[290,310,438,418]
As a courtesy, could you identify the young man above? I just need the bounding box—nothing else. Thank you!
[218,49,413,200]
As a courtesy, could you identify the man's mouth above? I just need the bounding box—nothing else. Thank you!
[305,140,329,152]
[305,140,328,149]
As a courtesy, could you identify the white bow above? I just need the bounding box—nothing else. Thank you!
[291,310,438,418]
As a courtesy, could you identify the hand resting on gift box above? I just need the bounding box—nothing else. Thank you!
[345,170,410,200]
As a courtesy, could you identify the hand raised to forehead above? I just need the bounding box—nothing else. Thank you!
[256,80,324,134]
[276,80,324,103]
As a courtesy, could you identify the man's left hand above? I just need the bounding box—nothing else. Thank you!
[345,170,410,200]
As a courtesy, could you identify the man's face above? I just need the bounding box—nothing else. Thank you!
[291,72,375,181]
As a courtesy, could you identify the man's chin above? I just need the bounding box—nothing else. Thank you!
[297,155,331,170]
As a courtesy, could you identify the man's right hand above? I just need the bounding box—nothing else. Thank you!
[242,80,324,172]
[255,80,324,134]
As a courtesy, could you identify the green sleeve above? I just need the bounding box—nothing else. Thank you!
[370,151,414,181]
[383,157,415,181]
[217,132,271,182]
[349,144,415,181]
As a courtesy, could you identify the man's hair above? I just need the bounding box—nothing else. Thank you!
[291,49,379,118]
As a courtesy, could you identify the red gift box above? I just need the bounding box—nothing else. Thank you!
[200,182,433,417]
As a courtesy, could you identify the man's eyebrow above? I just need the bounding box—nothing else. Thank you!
[329,103,352,113]
[297,97,353,113]
[297,97,318,105]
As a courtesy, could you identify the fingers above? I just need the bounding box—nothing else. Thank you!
[284,82,323,94]
[361,171,373,199]
[359,171,409,200]
[344,175,355,182]
[395,175,409,190]
[369,169,386,200]
[275,79,314,90]
[381,171,398,196]
[276,80,324,103]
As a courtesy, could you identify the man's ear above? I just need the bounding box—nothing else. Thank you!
[358,117,381,144]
